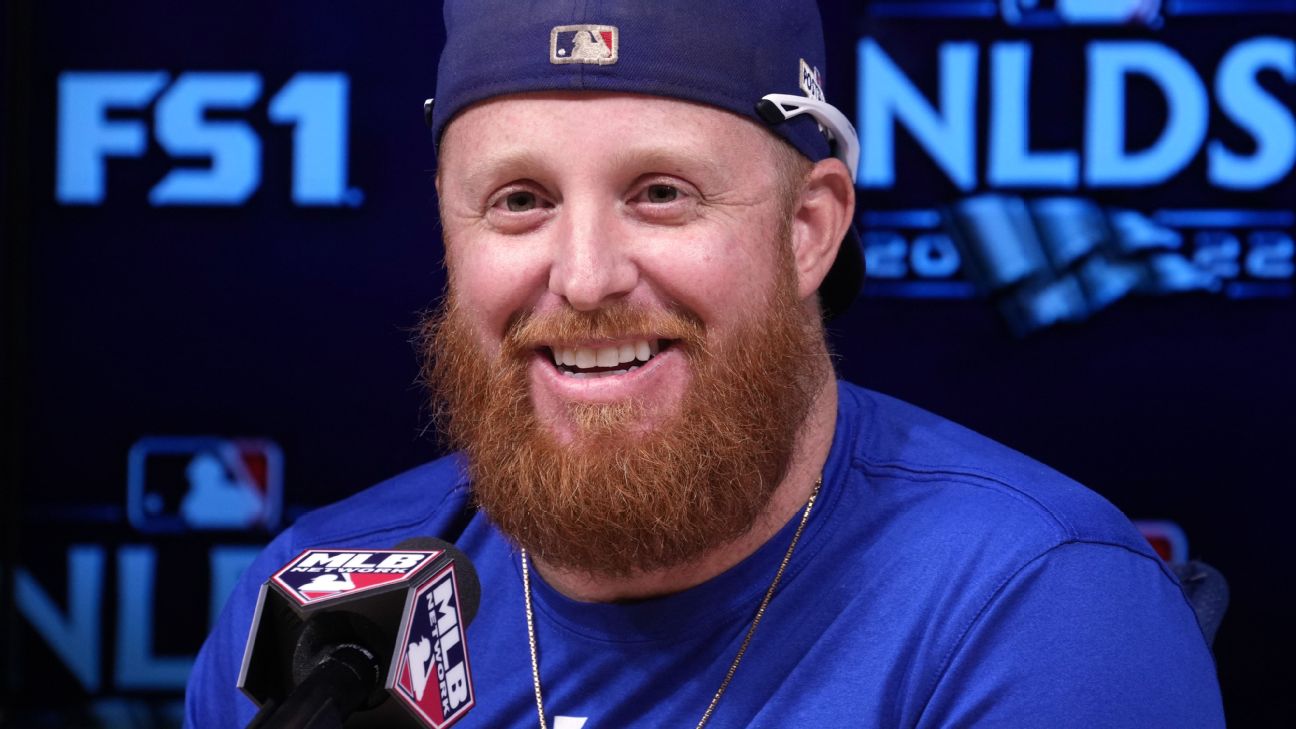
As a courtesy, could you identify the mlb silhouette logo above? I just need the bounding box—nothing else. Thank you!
[127,436,283,533]
[1134,520,1189,564]
[550,24,618,65]
[1000,0,1163,27]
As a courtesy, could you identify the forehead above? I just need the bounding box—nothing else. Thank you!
[437,92,782,179]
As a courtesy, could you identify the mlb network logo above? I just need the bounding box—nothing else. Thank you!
[394,566,475,728]
[271,549,441,606]
[550,24,619,65]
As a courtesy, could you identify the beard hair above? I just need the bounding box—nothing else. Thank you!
[418,244,826,577]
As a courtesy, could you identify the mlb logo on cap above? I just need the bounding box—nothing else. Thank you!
[550,24,618,65]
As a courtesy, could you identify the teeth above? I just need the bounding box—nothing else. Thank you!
[552,339,667,375]
[596,346,619,367]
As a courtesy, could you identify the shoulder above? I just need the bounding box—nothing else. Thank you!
[914,537,1224,727]
[835,381,1156,561]
[825,383,1222,725]
[286,452,475,549]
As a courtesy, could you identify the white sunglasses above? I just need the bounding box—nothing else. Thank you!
[757,93,860,181]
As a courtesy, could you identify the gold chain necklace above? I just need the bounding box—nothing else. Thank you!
[520,477,822,729]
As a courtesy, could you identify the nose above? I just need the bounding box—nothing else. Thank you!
[547,201,638,311]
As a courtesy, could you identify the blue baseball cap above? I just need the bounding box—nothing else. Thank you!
[427,0,863,317]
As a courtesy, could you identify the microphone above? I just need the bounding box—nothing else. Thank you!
[238,537,481,728]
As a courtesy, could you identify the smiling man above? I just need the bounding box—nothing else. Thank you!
[427,90,843,591]
[186,1,1224,727]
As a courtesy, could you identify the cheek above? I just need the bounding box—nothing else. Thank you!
[639,226,786,327]
[447,238,551,341]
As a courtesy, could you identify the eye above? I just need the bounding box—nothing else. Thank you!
[627,178,698,224]
[486,185,552,215]
[644,184,679,204]
[504,190,538,212]
[484,184,554,233]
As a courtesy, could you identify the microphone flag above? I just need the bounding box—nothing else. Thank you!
[238,543,479,728]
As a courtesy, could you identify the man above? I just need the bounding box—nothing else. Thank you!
[187,1,1225,726]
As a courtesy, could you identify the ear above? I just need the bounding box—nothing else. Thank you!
[789,157,856,301]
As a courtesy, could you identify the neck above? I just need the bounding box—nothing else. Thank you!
[531,365,838,603]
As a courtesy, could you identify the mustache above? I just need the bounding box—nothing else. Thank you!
[502,301,706,356]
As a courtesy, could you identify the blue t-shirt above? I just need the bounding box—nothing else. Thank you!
[186,382,1224,727]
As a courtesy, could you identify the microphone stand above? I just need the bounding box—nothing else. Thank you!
[245,644,382,729]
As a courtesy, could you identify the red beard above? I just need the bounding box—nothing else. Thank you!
[420,257,825,576]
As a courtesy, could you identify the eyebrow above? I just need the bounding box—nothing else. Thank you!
[451,148,555,198]
[449,141,730,197]
[607,144,727,183]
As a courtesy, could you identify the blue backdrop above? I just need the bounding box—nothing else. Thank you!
[4,1,1293,726]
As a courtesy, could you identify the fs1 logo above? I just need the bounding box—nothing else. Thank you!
[56,71,358,207]
[395,567,475,729]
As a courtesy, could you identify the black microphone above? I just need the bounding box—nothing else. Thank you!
[239,537,481,728]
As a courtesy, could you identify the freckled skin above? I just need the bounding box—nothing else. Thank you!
[437,93,799,436]
[435,91,856,600]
